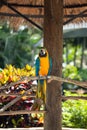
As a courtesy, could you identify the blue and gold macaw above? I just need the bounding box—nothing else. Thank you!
[32,47,52,110]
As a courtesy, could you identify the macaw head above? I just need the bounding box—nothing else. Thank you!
[39,47,48,57]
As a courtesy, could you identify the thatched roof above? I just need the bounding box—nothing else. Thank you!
[0,0,87,30]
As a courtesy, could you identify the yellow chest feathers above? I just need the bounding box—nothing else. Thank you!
[39,56,49,76]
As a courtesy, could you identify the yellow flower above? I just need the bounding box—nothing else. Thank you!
[25,64,31,71]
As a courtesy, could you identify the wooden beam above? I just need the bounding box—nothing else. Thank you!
[64,3,87,8]
[1,12,87,19]
[64,14,87,18]
[73,40,77,66]
[81,38,86,68]
[64,9,87,25]
[0,12,44,18]
[1,0,43,30]
[66,42,68,64]
[3,3,44,8]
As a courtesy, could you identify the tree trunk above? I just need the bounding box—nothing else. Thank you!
[44,0,63,130]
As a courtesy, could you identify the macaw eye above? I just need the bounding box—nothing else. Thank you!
[39,49,47,57]
[41,49,45,54]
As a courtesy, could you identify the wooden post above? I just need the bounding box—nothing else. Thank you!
[44,0,63,130]
[81,38,85,68]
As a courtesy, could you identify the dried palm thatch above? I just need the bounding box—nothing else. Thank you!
[0,0,87,30]
[64,0,87,24]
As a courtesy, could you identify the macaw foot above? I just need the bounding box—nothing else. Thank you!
[31,98,43,111]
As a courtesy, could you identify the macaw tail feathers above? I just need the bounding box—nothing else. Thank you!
[31,79,46,110]
[36,79,46,104]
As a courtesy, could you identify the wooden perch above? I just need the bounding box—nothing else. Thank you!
[0,75,87,91]
[0,110,46,116]
[62,96,87,100]
[0,88,33,113]
[49,76,87,88]
[0,92,35,97]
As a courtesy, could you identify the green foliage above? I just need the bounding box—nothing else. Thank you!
[62,64,87,129]
[3,27,42,67]
[63,65,81,80]
[62,65,81,90]
[78,69,87,81]
[30,34,41,44]
[63,44,75,63]
[0,23,12,68]
[62,91,87,128]
[0,23,42,68]
[63,39,82,67]
[0,23,11,39]
[62,64,87,89]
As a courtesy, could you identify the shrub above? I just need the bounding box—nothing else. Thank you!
[62,91,87,128]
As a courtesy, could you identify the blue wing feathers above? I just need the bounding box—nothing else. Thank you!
[35,57,40,76]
